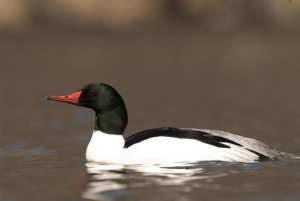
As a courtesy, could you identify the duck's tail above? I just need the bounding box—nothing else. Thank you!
[279,151,300,160]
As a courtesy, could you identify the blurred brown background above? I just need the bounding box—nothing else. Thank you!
[1,0,300,143]
[0,0,300,30]
[1,0,300,139]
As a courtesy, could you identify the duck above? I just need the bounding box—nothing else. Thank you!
[46,83,298,164]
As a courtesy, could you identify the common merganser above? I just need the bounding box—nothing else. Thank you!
[46,83,298,164]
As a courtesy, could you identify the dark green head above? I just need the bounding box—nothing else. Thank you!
[46,83,128,134]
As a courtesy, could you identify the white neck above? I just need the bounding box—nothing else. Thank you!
[86,130,124,163]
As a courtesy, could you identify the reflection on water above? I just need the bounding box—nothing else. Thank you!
[82,160,300,201]
[83,162,257,201]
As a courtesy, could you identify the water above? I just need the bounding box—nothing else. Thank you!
[84,161,300,201]
[1,28,300,201]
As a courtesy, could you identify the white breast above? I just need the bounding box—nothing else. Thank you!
[86,131,124,163]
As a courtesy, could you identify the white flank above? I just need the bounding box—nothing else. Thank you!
[86,130,260,164]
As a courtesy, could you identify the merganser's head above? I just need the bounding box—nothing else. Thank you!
[46,83,128,134]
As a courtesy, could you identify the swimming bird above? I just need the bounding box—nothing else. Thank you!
[46,83,298,164]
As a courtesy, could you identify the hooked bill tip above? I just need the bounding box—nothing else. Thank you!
[44,96,51,101]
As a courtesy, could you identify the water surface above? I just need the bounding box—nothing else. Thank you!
[1,28,300,201]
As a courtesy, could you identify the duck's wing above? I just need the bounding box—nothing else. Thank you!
[124,127,274,162]
[124,127,241,148]
[189,128,298,160]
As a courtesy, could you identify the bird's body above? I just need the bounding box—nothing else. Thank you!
[46,83,298,164]
[86,128,296,164]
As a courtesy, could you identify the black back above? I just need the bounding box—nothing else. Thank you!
[124,127,242,148]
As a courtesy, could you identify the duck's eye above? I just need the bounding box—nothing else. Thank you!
[87,90,95,97]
